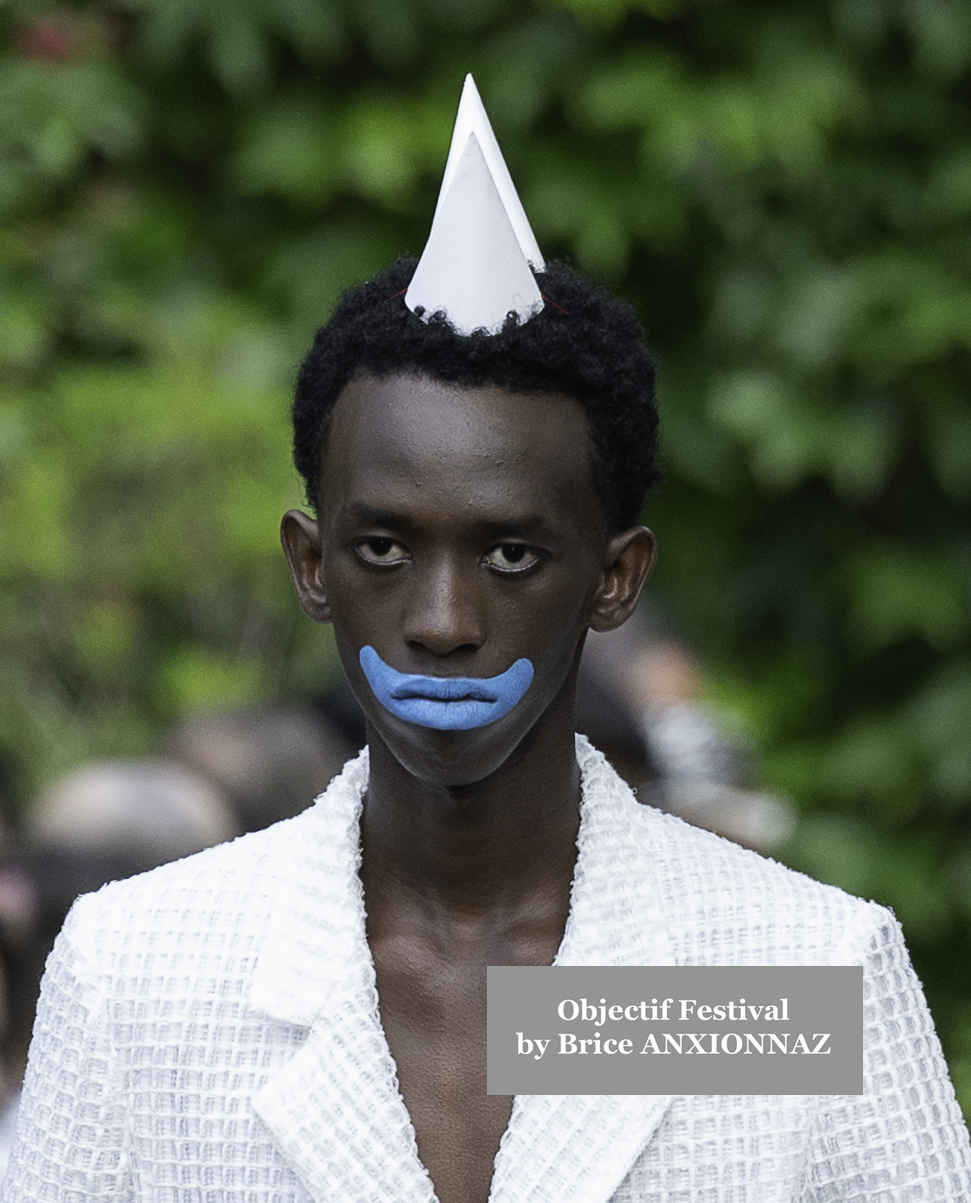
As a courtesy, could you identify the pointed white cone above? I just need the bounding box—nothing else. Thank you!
[405,131,544,336]
[436,75,544,270]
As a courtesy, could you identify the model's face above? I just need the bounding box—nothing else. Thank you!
[282,372,654,786]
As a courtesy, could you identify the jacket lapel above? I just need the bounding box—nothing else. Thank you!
[489,739,676,1203]
[252,957,437,1202]
[249,752,437,1202]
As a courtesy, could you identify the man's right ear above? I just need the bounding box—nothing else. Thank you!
[280,510,332,624]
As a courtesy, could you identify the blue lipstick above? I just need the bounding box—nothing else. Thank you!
[359,645,534,730]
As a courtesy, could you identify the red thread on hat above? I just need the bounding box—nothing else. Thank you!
[541,294,570,315]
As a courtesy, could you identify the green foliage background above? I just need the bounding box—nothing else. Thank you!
[2,0,970,1112]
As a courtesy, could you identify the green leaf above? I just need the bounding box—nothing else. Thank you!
[845,546,967,653]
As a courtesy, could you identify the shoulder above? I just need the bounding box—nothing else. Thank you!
[647,803,895,966]
[59,750,368,976]
[577,736,896,967]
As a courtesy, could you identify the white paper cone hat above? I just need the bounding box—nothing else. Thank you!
[405,76,545,336]
[437,75,544,269]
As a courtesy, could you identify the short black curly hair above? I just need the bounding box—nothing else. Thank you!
[292,257,661,532]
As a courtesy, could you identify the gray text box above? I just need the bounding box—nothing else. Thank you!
[487,966,862,1095]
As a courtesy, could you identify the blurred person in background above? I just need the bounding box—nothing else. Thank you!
[165,706,358,835]
[581,607,795,851]
[0,759,238,1184]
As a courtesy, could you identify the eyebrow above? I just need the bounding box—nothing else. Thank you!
[477,516,559,540]
[340,503,409,527]
[338,503,560,541]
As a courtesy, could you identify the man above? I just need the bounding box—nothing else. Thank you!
[4,79,970,1202]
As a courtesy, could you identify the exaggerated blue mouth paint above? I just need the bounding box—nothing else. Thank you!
[359,645,534,731]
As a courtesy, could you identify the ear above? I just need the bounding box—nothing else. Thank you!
[280,509,332,624]
[588,526,657,633]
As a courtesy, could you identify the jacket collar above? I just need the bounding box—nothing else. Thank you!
[251,738,674,1203]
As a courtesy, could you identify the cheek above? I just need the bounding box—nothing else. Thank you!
[332,624,372,696]
[321,551,397,634]
[514,578,599,655]
[520,632,585,710]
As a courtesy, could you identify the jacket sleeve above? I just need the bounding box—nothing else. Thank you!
[0,900,134,1201]
[806,902,971,1200]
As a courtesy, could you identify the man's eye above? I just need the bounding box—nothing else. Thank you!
[354,538,410,565]
[482,544,540,573]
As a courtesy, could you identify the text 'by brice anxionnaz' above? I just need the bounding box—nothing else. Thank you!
[515,995,836,1059]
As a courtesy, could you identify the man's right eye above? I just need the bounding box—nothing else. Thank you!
[353,538,410,566]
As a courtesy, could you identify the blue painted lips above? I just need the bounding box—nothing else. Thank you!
[359,646,534,730]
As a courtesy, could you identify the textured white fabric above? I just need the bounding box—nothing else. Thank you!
[4,737,970,1201]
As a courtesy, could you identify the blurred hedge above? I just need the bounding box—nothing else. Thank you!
[1,0,970,1111]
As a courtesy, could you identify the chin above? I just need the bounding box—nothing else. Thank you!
[367,710,539,790]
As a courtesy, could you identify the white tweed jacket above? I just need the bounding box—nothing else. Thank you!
[4,738,970,1201]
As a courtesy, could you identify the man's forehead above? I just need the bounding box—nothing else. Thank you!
[320,372,601,523]
[328,372,590,469]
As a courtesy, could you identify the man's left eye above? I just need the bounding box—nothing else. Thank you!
[482,544,540,572]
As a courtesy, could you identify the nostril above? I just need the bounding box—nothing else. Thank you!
[404,623,484,656]
[403,612,485,657]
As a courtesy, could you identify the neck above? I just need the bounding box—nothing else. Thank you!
[360,694,581,922]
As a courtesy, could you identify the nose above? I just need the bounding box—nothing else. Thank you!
[402,556,485,657]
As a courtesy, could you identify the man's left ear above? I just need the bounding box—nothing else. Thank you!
[588,526,657,632]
